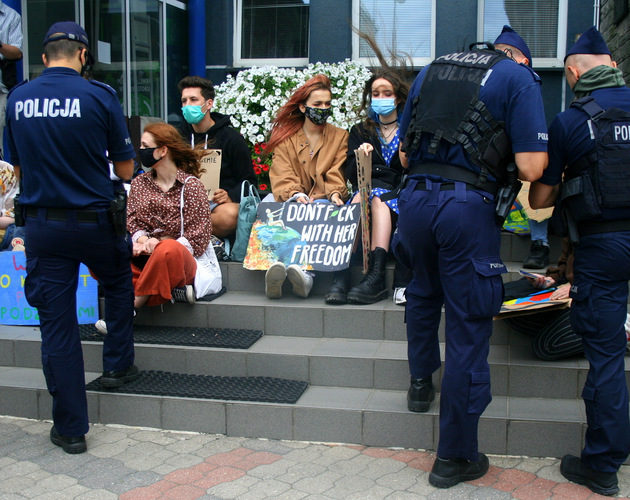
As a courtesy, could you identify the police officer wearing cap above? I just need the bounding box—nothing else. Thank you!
[393,27,548,487]
[6,21,138,454]
[529,27,630,496]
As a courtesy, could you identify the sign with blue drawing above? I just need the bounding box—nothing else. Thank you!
[0,251,98,325]
[243,202,360,272]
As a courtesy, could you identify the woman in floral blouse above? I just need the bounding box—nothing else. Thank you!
[126,122,211,308]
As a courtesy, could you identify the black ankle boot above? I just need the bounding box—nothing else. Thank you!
[407,376,435,412]
[347,247,389,304]
[325,269,351,305]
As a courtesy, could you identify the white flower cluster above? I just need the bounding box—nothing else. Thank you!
[213,60,372,145]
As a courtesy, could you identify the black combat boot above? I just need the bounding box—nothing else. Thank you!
[325,268,351,305]
[407,376,435,412]
[523,240,550,269]
[347,247,389,304]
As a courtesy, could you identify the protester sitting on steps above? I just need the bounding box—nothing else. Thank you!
[263,74,348,300]
[178,76,256,241]
[504,237,581,360]
[0,160,25,251]
[326,66,410,305]
[95,122,211,333]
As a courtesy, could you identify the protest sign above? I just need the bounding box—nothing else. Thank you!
[243,202,359,272]
[199,149,222,199]
[355,149,372,273]
[0,251,98,325]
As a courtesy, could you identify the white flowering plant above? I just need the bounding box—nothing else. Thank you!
[213,60,372,191]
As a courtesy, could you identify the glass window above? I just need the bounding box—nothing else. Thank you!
[354,0,434,65]
[129,0,162,117]
[480,0,567,66]
[237,0,310,64]
[85,0,126,108]
[166,3,189,126]
[25,0,76,79]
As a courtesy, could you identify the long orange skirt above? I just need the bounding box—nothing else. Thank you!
[132,239,197,306]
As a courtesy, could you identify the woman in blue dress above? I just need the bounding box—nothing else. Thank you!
[325,69,410,305]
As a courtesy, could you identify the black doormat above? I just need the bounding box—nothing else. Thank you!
[86,370,308,404]
[79,325,262,349]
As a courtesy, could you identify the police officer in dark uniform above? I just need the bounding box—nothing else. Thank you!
[393,27,548,488]
[529,27,630,496]
[6,22,138,454]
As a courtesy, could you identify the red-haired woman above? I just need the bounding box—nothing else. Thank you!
[96,122,211,332]
[127,122,211,307]
[263,74,349,299]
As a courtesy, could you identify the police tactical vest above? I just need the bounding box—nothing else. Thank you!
[402,47,512,186]
[561,96,630,222]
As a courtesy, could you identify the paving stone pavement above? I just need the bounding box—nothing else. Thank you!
[1,415,628,500]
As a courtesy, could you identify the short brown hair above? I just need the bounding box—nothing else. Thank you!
[178,76,215,100]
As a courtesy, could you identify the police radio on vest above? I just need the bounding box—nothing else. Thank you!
[613,123,630,142]
[14,98,81,120]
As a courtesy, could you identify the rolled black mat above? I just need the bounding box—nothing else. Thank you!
[86,370,308,404]
[79,325,262,349]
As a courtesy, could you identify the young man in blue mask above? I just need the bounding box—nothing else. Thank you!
[178,76,256,240]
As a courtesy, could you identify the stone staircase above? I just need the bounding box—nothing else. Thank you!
[1,231,629,460]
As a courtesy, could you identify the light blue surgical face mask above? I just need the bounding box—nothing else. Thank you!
[182,104,206,124]
[370,98,396,117]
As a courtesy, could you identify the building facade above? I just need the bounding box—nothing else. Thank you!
[14,0,597,126]
[599,0,630,81]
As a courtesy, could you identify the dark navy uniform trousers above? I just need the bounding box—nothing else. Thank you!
[394,178,505,461]
[570,231,630,473]
[25,209,135,437]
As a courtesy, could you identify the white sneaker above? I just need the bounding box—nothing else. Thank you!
[286,264,313,298]
[265,262,287,299]
[171,285,195,304]
[94,310,136,334]
[94,319,108,335]
[393,287,407,305]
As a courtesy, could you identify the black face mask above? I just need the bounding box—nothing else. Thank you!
[303,106,332,125]
[79,48,94,78]
[139,147,159,168]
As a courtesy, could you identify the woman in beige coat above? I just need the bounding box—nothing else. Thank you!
[263,74,349,299]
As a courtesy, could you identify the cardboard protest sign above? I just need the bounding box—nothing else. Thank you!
[495,288,570,319]
[243,202,359,272]
[199,149,222,199]
[355,149,372,273]
[517,180,554,222]
[0,251,99,325]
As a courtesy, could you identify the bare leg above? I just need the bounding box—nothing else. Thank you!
[134,295,149,309]
[371,196,392,251]
[211,202,239,238]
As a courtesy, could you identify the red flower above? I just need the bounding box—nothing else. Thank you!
[253,166,262,175]
[262,165,269,172]
[254,144,261,154]
[259,183,268,191]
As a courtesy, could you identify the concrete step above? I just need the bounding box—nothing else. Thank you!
[500,231,563,264]
[3,325,628,399]
[0,366,587,459]
[131,290,520,344]
[219,259,541,295]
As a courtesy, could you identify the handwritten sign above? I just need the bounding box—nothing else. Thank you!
[0,252,99,325]
[199,149,222,199]
[243,202,359,272]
